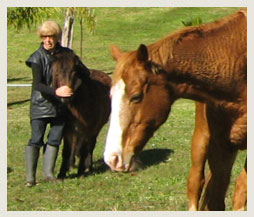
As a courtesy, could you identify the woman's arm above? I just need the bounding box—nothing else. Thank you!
[31,62,56,96]
[31,63,73,97]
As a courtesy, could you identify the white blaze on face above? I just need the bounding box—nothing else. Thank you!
[104,79,126,170]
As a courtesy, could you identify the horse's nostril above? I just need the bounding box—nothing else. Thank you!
[109,153,124,171]
[111,155,118,168]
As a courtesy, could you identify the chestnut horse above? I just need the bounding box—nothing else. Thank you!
[104,10,246,210]
[52,51,111,178]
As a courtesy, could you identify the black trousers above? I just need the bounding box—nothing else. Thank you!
[28,117,65,148]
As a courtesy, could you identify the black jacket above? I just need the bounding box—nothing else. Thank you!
[26,43,71,120]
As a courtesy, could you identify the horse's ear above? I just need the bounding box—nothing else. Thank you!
[110,45,123,61]
[73,54,81,65]
[74,55,90,78]
[137,44,148,63]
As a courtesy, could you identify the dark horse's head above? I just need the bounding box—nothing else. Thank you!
[52,50,90,102]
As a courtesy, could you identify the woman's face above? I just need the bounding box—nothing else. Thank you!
[42,35,58,51]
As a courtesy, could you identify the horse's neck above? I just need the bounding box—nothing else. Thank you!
[67,85,90,126]
[148,26,246,104]
[168,82,226,105]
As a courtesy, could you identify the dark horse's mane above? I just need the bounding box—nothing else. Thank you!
[52,50,90,84]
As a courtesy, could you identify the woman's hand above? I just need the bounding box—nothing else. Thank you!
[55,85,73,97]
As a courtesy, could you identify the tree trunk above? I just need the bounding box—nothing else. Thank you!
[80,18,83,58]
[61,8,74,48]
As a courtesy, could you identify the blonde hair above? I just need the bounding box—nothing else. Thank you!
[37,20,62,41]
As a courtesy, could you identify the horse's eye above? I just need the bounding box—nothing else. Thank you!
[130,93,143,103]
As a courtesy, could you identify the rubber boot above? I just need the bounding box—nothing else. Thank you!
[43,144,59,181]
[25,145,40,187]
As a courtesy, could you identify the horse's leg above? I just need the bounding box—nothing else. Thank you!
[229,87,247,150]
[201,140,238,210]
[57,135,72,179]
[230,112,247,150]
[233,157,247,211]
[86,137,96,172]
[70,133,78,168]
[77,137,96,176]
[187,103,210,211]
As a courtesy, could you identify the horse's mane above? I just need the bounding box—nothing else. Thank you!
[53,51,76,73]
[53,50,91,80]
[148,9,246,64]
[112,51,138,85]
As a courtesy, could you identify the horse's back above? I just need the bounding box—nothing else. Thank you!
[89,69,112,89]
[84,69,111,131]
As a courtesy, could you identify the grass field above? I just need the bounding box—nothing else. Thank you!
[7,7,246,211]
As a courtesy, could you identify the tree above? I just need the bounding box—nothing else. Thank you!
[7,7,96,57]
[61,7,96,57]
[61,8,75,48]
[7,7,59,30]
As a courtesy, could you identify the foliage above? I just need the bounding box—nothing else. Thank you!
[7,7,96,33]
[182,17,203,26]
[71,7,96,57]
[74,7,96,35]
[7,7,60,30]
[7,7,96,57]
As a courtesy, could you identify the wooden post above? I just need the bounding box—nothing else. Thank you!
[61,8,74,48]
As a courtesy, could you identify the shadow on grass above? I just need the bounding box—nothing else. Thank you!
[139,148,174,169]
[61,148,174,179]
[8,99,30,107]
[93,148,174,174]
[7,77,31,83]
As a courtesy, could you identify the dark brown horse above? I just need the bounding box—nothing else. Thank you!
[104,9,246,210]
[52,51,111,178]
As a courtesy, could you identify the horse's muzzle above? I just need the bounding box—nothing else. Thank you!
[104,152,138,172]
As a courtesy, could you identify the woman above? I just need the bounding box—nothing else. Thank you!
[25,20,73,186]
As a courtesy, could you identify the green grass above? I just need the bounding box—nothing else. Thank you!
[7,7,246,211]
